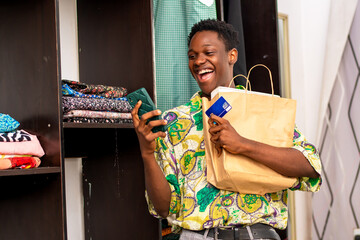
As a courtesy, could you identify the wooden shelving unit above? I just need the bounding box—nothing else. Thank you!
[63,122,134,129]
[0,0,159,239]
[0,167,61,177]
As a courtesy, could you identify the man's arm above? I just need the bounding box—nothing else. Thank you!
[208,114,319,178]
[131,100,171,218]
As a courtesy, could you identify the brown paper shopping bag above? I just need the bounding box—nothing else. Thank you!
[202,64,297,195]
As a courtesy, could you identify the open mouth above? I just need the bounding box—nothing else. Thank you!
[197,68,214,82]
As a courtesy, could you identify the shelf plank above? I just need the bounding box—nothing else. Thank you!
[63,122,134,129]
[0,167,61,177]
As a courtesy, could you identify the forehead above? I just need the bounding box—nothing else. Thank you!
[189,31,226,50]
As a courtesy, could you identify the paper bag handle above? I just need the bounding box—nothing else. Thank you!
[228,64,274,96]
[229,74,252,91]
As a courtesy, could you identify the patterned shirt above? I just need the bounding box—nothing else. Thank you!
[146,92,322,232]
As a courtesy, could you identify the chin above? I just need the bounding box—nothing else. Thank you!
[200,88,213,97]
[198,82,216,97]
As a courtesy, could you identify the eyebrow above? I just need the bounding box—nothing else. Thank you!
[188,44,213,54]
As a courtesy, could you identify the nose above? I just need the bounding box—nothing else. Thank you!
[194,53,206,66]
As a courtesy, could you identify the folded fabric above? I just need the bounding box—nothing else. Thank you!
[62,96,132,113]
[62,83,127,101]
[0,134,45,157]
[0,156,41,170]
[62,79,127,98]
[0,129,31,142]
[1,154,32,158]
[63,117,133,124]
[63,110,132,119]
[0,113,20,133]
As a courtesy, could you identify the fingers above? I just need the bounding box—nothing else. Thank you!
[141,109,162,121]
[216,144,222,157]
[152,130,167,139]
[209,114,226,125]
[143,129,166,142]
[131,100,167,136]
[208,122,223,135]
[131,100,142,127]
[210,133,220,143]
[207,114,229,134]
[208,118,219,128]
[139,110,162,131]
[147,119,168,129]
[210,133,223,156]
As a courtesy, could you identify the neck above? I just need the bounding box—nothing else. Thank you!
[200,91,211,100]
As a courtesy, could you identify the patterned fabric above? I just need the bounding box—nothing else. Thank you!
[146,92,322,232]
[153,0,217,112]
[63,110,132,119]
[63,117,133,124]
[62,96,132,113]
[0,156,41,170]
[62,79,127,98]
[0,113,20,133]
[62,84,127,101]
[9,156,41,169]
[0,154,32,158]
[0,130,31,142]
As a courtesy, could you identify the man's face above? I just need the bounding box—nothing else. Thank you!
[188,31,235,97]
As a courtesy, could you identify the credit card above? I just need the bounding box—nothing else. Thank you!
[205,96,232,118]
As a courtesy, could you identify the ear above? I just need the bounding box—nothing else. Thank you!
[228,48,238,65]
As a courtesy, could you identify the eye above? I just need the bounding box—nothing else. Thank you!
[188,54,195,60]
[206,51,214,56]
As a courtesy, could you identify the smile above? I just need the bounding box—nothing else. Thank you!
[196,68,214,82]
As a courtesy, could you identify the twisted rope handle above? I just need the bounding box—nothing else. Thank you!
[247,64,274,95]
[228,64,274,95]
[228,73,252,91]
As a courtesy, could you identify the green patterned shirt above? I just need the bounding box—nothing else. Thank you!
[146,92,322,232]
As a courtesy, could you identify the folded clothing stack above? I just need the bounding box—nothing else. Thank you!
[61,80,133,124]
[0,113,43,170]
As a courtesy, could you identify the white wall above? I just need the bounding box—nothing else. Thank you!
[277,1,331,239]
[58,0,85,239]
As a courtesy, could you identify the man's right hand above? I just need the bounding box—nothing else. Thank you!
[131,100,167,157]
[131,100,171,218]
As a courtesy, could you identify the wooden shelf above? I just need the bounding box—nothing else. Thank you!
[63,122,134,129]
[0,167,61,177]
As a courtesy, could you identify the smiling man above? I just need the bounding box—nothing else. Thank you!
[131,19,321,240]
[187,30,237,97]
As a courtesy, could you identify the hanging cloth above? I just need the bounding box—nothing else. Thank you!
[153,0,217,112]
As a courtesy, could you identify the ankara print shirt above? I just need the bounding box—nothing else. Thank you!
[146,92,322,232]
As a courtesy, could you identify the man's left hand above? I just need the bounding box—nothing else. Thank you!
[208,114,245,156]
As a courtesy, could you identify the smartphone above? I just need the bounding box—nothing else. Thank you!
[127,88,166,133]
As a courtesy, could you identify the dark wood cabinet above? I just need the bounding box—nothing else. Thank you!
[0,0,65,239]
[0,0,158,239]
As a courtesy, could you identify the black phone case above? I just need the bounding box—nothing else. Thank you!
[127,88,166,133]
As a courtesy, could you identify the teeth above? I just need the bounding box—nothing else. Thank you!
[199,69,213,74]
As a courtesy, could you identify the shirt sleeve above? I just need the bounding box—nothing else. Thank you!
[145,133,181,218]
[289,126,322,192]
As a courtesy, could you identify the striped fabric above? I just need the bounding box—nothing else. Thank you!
[0,130,31,142]
[153,0,217,112]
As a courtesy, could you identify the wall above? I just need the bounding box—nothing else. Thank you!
[312,2,360,239]
[277,1,330,239]
[58,0,85,239]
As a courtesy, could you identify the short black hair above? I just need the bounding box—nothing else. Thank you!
[188,19,240,51]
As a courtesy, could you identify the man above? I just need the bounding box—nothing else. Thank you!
[131,19,321,240]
